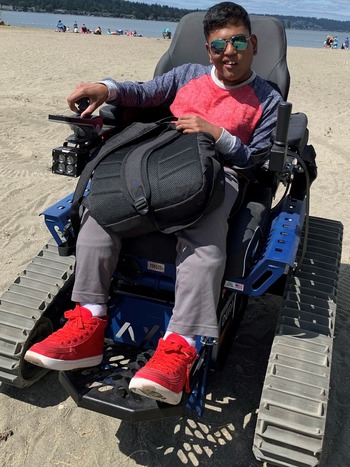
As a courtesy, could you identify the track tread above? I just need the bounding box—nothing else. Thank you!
[253,216,343,467]
[0,239,74,387]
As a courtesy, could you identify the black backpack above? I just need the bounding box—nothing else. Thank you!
[70,120,225,242]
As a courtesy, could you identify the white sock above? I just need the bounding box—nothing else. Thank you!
[80,303,107,317]
[164,331,196,348]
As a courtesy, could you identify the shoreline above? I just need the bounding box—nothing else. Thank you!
[0,25,350,50]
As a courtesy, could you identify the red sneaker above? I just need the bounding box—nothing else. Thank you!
[24,305,107,371]
[129,333,198,405]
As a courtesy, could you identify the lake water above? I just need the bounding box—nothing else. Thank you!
[1,10,350,48]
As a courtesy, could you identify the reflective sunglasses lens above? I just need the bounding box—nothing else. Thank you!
[210,39,226,54]
[232,35,248,50]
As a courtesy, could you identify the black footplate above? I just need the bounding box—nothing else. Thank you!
[59,343,191,422]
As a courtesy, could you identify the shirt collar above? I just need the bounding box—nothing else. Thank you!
[210,66,256,90]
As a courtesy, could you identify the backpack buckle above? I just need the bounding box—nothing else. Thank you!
[134,197,149,215]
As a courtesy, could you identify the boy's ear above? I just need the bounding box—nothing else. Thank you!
[205,43,214,63]
[251,34,258,55]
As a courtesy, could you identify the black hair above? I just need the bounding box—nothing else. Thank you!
[203,2,251,39]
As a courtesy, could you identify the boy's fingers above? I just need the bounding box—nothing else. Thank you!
[80,104,96,118]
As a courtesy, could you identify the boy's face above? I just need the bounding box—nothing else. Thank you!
[206,21,257,86]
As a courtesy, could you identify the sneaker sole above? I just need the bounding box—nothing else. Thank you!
[24,350,103,371]
[129,377,183,405]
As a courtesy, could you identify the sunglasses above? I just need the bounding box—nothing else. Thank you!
[210,34,251,54]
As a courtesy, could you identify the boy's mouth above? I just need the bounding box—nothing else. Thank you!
[224,61,237,69]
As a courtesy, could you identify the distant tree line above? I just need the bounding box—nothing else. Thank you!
[276,15,350,33]
[0,0,193,21]
[1,0,350,31]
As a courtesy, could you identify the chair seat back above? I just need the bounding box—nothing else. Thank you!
[154,12,290,100]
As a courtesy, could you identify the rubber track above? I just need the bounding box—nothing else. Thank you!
[253,216,343,467]
[0,239,75,387]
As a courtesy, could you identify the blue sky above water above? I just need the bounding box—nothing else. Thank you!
[129,0,350,22]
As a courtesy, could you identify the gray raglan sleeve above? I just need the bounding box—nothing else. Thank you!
[98,64,205,109]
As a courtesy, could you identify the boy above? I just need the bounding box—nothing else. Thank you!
[25,2,283,405]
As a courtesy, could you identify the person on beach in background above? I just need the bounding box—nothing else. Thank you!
[324,35,333,48]
[162,27,171,39]
[80,23,89,34]
[24,2,283,406]
[56,20,66,32]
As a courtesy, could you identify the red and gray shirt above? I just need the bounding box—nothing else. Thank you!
[101,63,283,168]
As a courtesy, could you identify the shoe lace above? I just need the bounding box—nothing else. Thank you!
[49,306,94,344]
[149,339,198,393]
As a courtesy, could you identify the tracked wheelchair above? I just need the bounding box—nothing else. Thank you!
[0,12,343,467]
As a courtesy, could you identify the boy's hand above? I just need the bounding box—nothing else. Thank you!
[67,82,109,118]
[175,115,222,141]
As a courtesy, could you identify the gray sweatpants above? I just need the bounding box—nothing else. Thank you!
[72,168,239,338]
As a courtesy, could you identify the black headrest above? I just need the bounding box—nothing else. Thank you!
[154,12,290,100]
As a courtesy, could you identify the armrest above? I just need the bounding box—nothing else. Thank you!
[271,112,308,153]
[99,104,171,128]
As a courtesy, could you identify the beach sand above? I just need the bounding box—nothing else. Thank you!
[0,27,349,466]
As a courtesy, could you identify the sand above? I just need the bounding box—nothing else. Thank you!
[0,27,349,466]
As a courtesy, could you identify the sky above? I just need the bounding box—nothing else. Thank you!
[130,0,350,22]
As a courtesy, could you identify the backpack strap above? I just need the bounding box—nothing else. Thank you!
[59,120,165,255]
[122,125,180,216]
